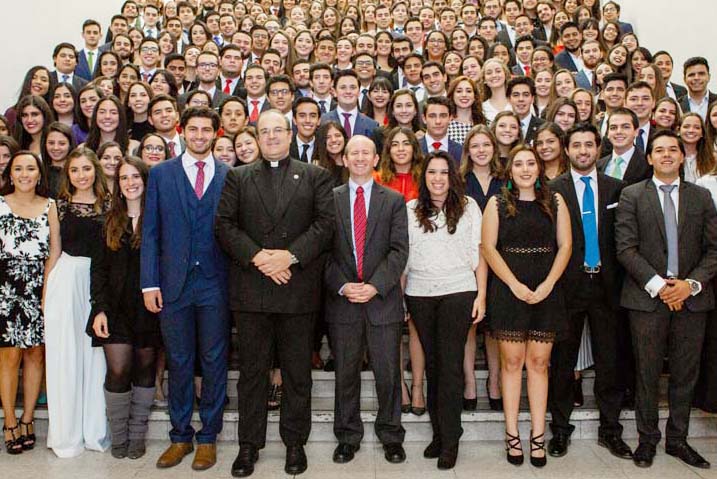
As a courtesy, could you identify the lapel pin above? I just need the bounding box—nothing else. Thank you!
[293,174,299,179]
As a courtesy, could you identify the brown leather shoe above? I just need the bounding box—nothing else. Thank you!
[192,443,217,471]
[156,442,194,468]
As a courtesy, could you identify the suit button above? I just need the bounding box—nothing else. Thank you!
[281,233,288,239]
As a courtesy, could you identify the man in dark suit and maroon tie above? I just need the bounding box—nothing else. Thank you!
[325,135,409,465]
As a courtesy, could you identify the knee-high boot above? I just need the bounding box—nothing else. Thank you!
[127,386,156,459]
[105,388,132,459]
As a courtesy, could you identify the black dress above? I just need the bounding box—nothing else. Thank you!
[487,196,566,342]
[465,172,504,212]
[86,226,162,348]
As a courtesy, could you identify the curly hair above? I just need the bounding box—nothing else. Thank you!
[379,126,423,185]
[414,151,467,234]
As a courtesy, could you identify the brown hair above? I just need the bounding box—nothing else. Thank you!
[500,144,555,221]
[58,146,108,213]
[460,125,502,178]
[379,126,423,185]
[105,156,149,250]
[414,151,467,234]
[680,113,716,177]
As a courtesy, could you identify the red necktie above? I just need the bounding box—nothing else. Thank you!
[524,65,531,76]
[354,186,366,280]
[168,141,176,158]
[342,112,352,139]
[224,78,232,94]
[194,161,205,199]
[249,100,259,123]
[432,141,441,151]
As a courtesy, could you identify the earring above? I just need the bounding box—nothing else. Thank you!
[535,178,541,190]
[37,177,41,186]
[506,179,513,191]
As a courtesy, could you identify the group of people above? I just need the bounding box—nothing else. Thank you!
[1,0,717,476]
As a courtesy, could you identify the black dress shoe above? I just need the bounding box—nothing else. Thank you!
[424,439,441,458]
[332,443,359,464]
[323,359,335,372]
[437,447,458,470]
[383,443,406,463]
[632,443,655,468]
[285,445,308,475]
[666,441,711,469]
[462,397,478,411]
[231,444,259,478]
[547,433,569,457]
[598,434,633,459]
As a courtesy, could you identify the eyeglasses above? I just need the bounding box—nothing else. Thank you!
[269,88,291,96]
[143,145,165,153]
[197,62,219,69]
[258,127,291,137]
[141,47,159,53]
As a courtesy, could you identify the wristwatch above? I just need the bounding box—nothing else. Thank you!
[289,253,299,265]
[686,279,702,296]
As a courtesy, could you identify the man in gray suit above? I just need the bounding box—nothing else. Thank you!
[615,130,717,470]
[324,135,409,465]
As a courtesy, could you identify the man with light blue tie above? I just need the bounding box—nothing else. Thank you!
[597,108,651,186]
[548,123,631,460]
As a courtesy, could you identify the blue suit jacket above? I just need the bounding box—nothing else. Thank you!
[140,156,229,304]
[419,137,463,165]
[555,50,578,72]
[575,70,594,91]
[321,109,380,138]
[75,49,95,82]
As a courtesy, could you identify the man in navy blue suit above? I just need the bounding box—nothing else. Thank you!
[419,96,463,165]
[554,22,582,73]
[75,20,102,81]
[321,70,380,140]
[141,107,230,472]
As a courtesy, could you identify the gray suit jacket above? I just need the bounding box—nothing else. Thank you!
[615,179,717,312]
[324,182,408,325]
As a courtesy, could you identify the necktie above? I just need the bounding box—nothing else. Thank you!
[214,35,222,45]
[147,29,154,38]
[361,88,369,106]
[135,17,142,29]
[143,72,151,82]
[354,186,367,280]
[168,141,176,158]
[62,74,69,83]
[580,177,600,268]
[342,112,352,139]
[87,51,95,72]
[402,76,408,88]
[194,161,205,199]
[249,100,259,122]
[432,141,441,151]
[300,143,309,163]
[224,78,232,94]
[410,86,419,93]
[636,128,645,152]
[524,65,531,76]
[659,184,679,276]
[319,100,327,114]
[609,156,624,180]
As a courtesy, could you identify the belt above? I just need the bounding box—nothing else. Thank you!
[582,265,601,274]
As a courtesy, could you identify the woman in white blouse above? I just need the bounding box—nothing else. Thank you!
[403,151,484,470]
[680,113,716,183]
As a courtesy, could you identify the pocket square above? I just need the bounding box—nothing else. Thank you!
[607,202,619,209]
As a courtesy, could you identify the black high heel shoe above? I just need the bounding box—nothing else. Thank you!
[530,431,547,468]
[487,377,503,411]
[505,431,524,466]
[19,419,35,450]
[3,423,23,455]
[401,382,411,414]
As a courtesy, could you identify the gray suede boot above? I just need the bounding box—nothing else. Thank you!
[127,386,156,459]
[105,388,132,459]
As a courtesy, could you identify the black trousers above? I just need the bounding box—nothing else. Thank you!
[630,307,706,446]
[549,275,624,437]
[235,311,314,447]
[329,315,405,446]
[406,291,473,449]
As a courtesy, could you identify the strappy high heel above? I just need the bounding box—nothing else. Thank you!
[505,431,524,465]
[530,431,547,467]
[19,419,35,450]
[3,423,23,455]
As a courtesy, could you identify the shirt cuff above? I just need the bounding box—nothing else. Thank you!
[338,284,347,296]
[644,275,666,298]
[687,279,703,296]
[142,287,160,293]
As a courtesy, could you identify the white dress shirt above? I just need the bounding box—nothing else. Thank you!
[336,106,359,135]
[644,176,680,297]
[570,167,600,228]
[604,146,635,180]
[182,151,216,196]
[247,95,267,117]
[219,75,240,94]
[297,137,315,161]
[688,92,711,121]
[57,71,75,84]
[424,132,448,152]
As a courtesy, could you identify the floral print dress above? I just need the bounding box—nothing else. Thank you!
[0,196,53,348]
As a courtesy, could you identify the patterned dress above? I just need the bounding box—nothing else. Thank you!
[0,196,53,348]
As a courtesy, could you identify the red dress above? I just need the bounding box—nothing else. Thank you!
[374,171,419,203]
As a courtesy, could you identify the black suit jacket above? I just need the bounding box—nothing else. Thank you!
[670,82,687,100]
[555,50,578,72]
[50,71,88,91]
[324,182,408,325]
[550,171,624,309]
[597,148,652,186]
[615,179,717,312]
[289,138,319,163]
[215,77,247,99]
[679,92,717,115]
[523,115,544,146]
[214,158,335,313]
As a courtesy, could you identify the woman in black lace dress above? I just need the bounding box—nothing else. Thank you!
[44,146,111,458]
[480,145,571,468]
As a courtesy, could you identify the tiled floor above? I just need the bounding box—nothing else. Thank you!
[5,439,717,478]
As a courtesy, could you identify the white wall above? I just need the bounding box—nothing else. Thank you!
[612,0,717,91]
[0,1,121,109]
